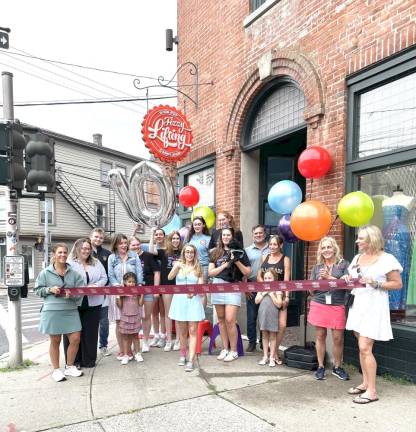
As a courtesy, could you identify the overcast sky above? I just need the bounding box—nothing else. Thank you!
[0,1,177,158]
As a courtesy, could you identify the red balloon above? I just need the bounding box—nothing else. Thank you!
[178,186,200,208]
[297,146,332,179]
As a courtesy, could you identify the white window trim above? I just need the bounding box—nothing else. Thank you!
[244,0,280,28]
[39,197,56,226]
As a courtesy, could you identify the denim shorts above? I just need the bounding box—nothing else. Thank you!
[144,294,154,302]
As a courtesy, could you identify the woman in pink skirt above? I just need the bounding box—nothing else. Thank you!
[308,237,350,381]
[117,272,144,365]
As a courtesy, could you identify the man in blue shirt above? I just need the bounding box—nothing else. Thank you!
[244,225,269,352]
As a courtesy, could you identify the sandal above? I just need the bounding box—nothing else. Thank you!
[352,395,379,404]
[258,357,268,366]
[276,357,283,365]
[348,386,366,395]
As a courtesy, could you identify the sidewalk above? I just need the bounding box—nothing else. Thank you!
[1,332,415,432]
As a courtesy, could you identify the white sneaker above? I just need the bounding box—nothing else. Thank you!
[141,341,150,353]
[173,339,180,351]
[120,355,130,365]
[258,357,268,366]
[178,356,186,366]
[149,336,159,347]
[52,369,66,382]
[116,353,125,361]
[216,349,229,360]
[164,341,173,352]
[99,347,111,357]
[223,351,238,362]
[269,358,276,367]
[157,336,166,348]
[185,361,194,372]
[64,365,83,377]
[134,353,144,363]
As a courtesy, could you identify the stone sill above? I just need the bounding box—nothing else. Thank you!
[243,0,281,28]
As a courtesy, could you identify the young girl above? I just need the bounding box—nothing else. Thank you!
[117,272,144,365]
[255,269,283,367]
[168,244,205,372]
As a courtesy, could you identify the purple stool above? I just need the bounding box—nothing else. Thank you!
[208,323,245,357]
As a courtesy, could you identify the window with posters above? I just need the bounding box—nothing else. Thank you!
[346,47,416,327]
[177,157,215,225]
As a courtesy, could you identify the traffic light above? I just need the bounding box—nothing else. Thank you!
[0,120,28,190]
[25,132,55,193]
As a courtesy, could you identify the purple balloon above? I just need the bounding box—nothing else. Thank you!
[278,215,298,243]
[179,226,190,242]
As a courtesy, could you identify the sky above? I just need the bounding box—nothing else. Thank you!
[0,1,177,158]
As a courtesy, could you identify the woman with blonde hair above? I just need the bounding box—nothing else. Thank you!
[308,236,349,381]
[168,244,205,371]
[34,243,84,382]
[344,225,402,404]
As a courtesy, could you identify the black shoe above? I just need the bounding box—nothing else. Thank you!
[246,342,256,352]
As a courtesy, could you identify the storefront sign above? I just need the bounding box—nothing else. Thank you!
[141,105,193,163]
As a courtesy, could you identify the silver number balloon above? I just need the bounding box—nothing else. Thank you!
[108,161,176,227]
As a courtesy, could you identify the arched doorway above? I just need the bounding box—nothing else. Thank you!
[241,77,307,326]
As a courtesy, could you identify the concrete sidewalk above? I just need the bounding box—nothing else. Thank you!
[1,334,415,432]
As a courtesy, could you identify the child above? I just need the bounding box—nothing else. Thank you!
[255,268,283,367]
[117,272,144,365]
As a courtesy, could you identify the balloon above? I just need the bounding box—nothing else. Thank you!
[179,186,200,208]
[179,226,190,242]
[268,180,302,215]
[290,201,332,241]
[298,147,332,179]
[108,160,176,227]
[192,206,216,229]
[162,214,182,234]
[277,215,298,243]
[337,191,374,227]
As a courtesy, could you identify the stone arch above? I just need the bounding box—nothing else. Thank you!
[223,50,325,155]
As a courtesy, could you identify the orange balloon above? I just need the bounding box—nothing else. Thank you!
[290,200,332,241]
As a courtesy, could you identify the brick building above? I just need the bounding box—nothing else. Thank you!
[175,0,416,380]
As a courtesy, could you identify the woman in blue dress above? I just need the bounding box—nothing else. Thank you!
[168,244,205,372]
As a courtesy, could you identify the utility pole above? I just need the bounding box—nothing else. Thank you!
[43,194,49,268]
[2,71,23,367]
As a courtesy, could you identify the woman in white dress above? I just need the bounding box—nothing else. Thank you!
[344,225,402,404]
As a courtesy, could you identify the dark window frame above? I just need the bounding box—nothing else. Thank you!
[95,202,108,231]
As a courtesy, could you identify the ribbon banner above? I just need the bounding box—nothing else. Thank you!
[62,278,364,297]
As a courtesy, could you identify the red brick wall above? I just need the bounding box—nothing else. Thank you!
[177,0,416,256]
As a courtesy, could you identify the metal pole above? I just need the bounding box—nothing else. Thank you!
[43,196,49,268]
[2,71,23,366]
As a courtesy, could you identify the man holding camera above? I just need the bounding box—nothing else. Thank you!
[244,225,269,352]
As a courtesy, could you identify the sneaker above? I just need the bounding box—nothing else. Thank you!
[99,347,111,356]
[258,357,268,366]
[164,341,173,352]
[223,351,239,362]
[127,352,134,361]
[52,369,66,382]
[120,355,130,365]
[64,365,83,377]
[134,353,144,363]
[173,339,180,351]
[141,341,150,353]
[157,337,166,348]
[149,336,159,347]
[185,361,194,372]
[269,358,276,367]
[315,366,326,380]
[178,356,186,366]
[116,352,125,361]
[216,349,229,361]
[332,366,350,381]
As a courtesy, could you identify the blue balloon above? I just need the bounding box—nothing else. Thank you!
[162,213,181,234]
[268,180,302,215]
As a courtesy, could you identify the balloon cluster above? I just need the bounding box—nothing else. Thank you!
[268,146,374,243]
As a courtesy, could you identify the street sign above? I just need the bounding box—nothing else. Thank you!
[0,31,9,49]
[3,255,24,287]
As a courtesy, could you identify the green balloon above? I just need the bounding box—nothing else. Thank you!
[191,206,216,229]
[337,191,374,227]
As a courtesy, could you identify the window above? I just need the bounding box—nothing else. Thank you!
[346,47,416,327]
[21,245,34,280]
[100,161,113,186]
[186,166,215,207]
[250,0,267,12]
[95,203,108,230]
[40,198,55,224]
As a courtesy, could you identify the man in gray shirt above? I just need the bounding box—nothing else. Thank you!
[244,225,269,352]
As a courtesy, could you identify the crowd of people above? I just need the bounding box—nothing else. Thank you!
[34,217,403,404]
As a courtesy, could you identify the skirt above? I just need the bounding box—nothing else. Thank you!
[210,278,241,307]
[307,301,346,330]
[169,294,205,322]
[38,309,81,335]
